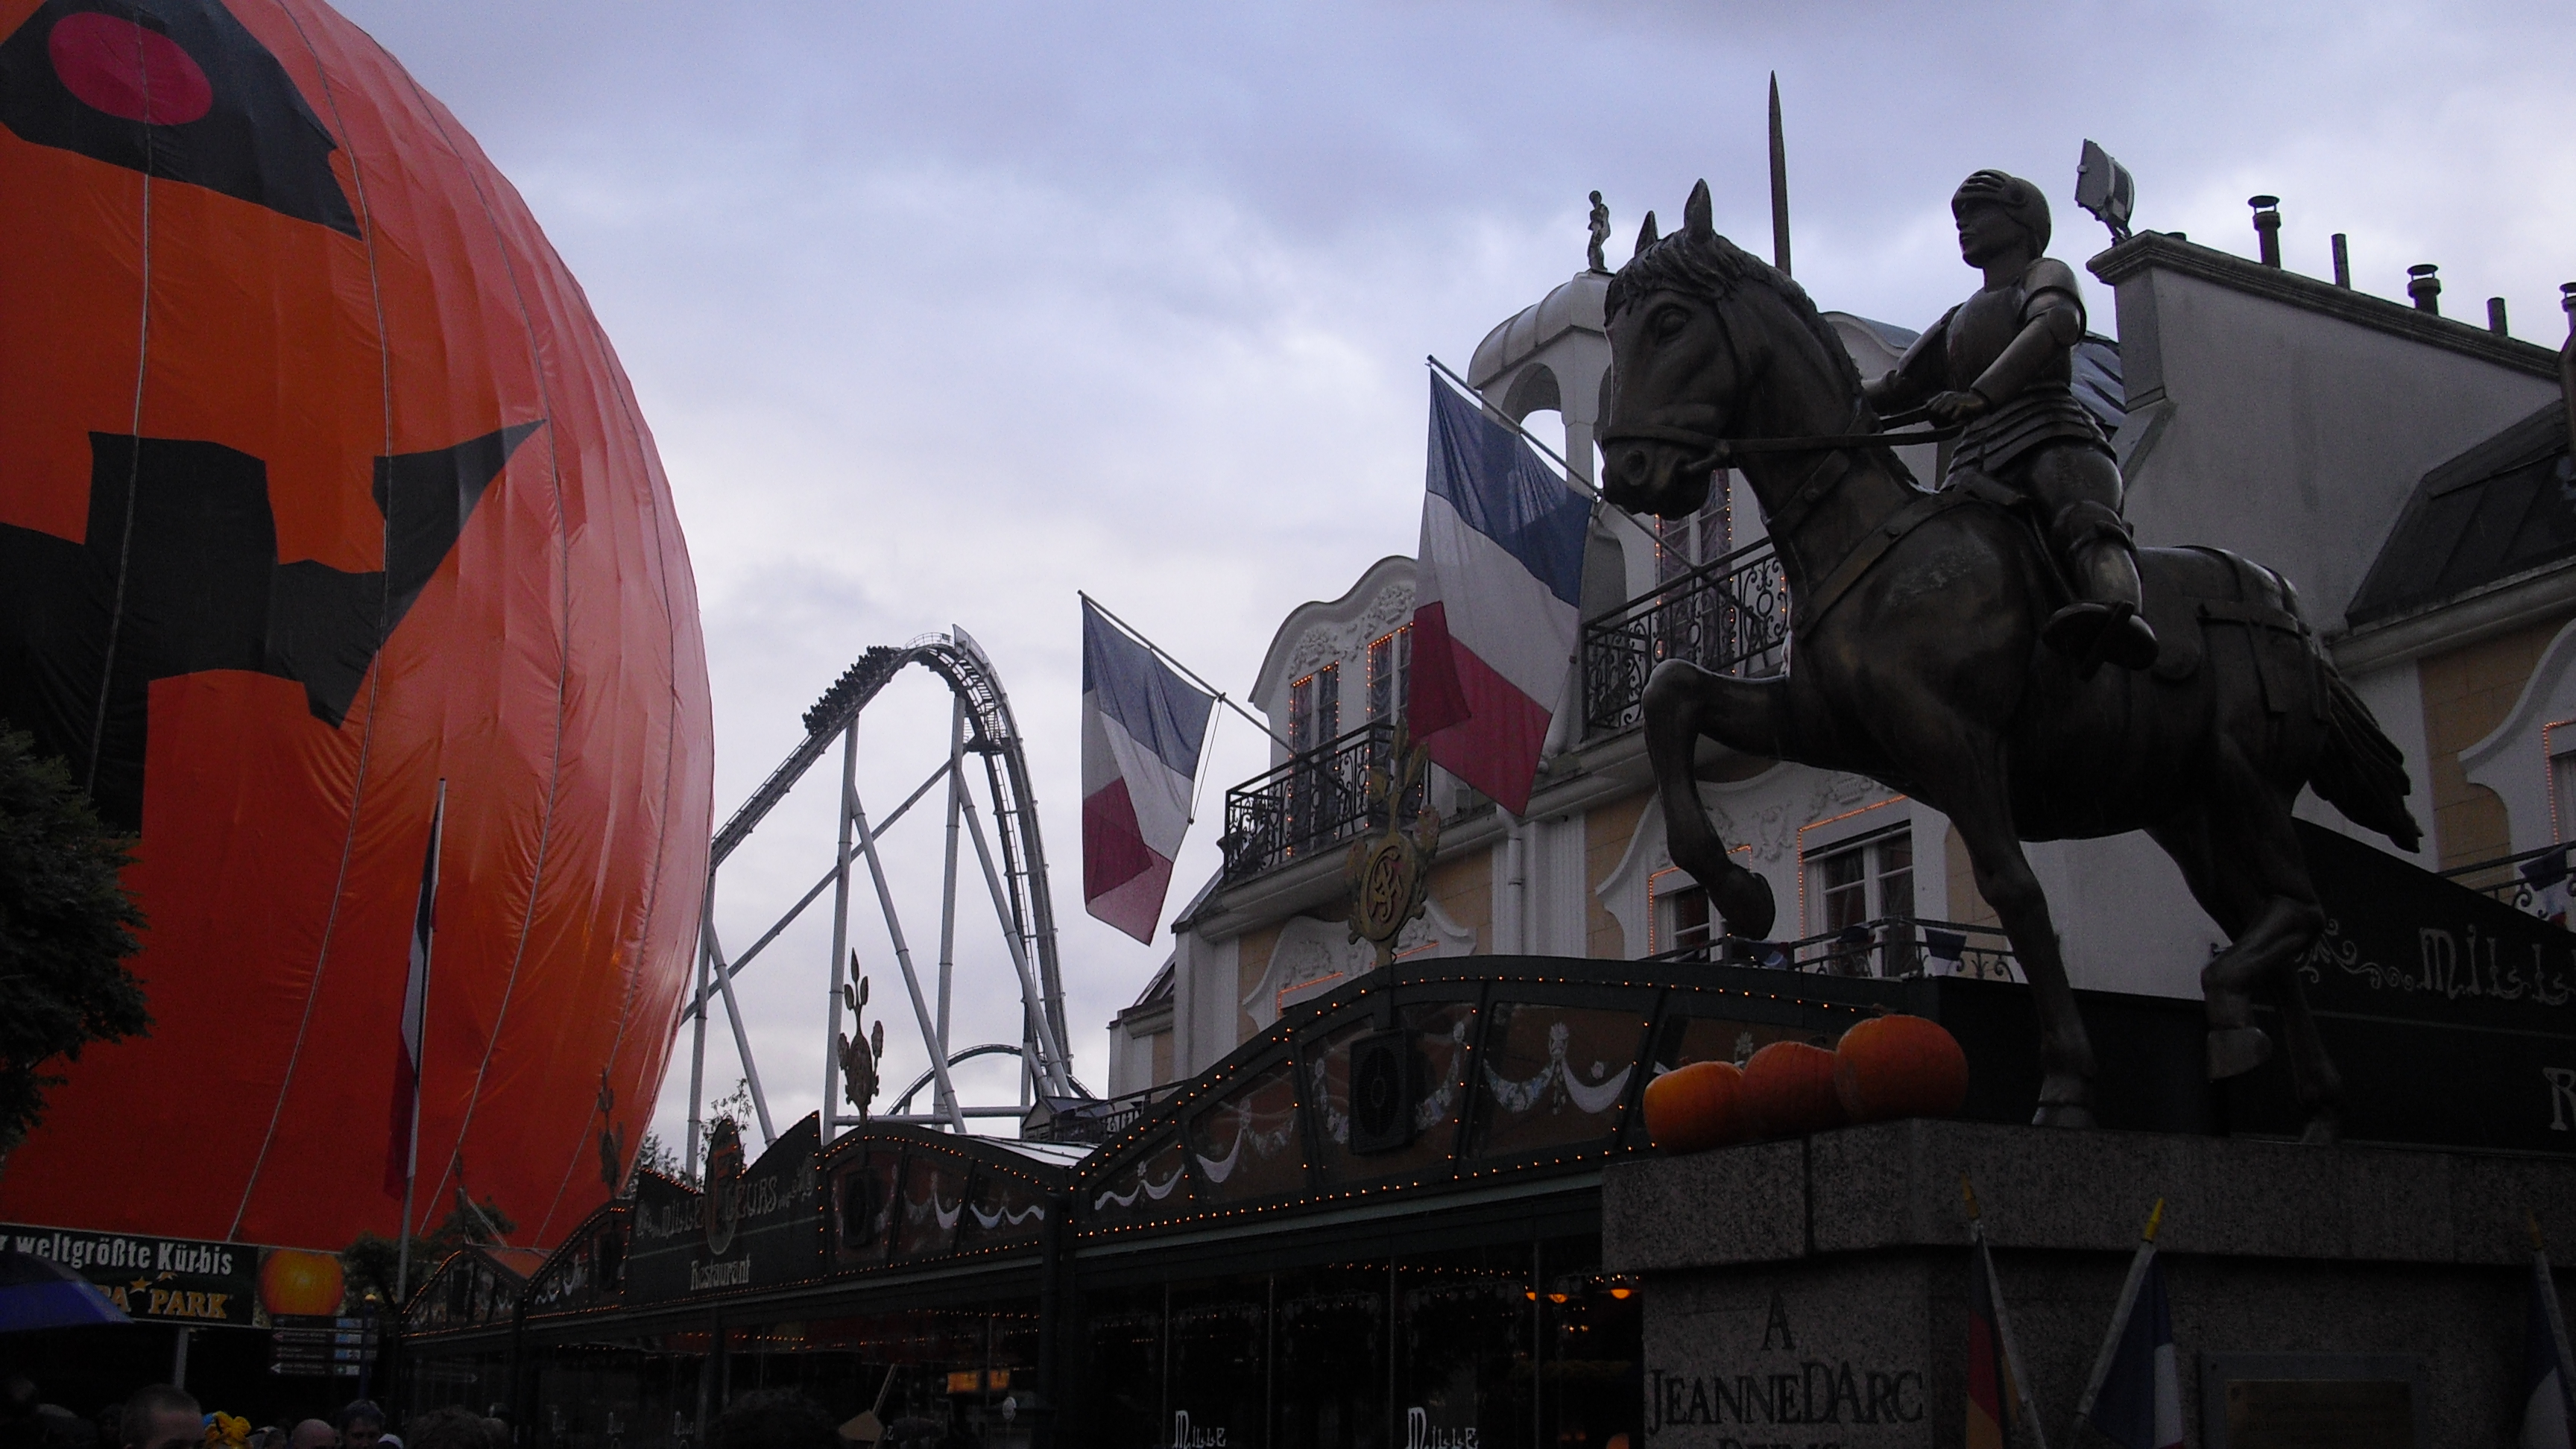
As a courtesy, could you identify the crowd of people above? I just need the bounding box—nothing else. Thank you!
[0,1388,517,1449]
[2,1383,961,1449]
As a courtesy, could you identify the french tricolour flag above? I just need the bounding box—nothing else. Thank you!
[1082,601,1216,944]
[383,781,446,1199]
[2078,1247,2185,1449]
[1407,376,1591,816]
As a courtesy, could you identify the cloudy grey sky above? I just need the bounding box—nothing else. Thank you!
[331,0,2576,1157]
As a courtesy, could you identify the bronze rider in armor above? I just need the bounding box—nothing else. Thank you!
[1864,170,2158,671]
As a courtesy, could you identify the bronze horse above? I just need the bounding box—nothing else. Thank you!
[1598,183,2419,1135]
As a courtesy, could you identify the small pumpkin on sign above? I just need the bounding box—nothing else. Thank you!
[258,1248,346,1317]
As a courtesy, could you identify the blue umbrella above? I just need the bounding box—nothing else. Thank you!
[0,1250,133,1332]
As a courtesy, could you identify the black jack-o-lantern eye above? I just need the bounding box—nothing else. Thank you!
[0,0,359,235]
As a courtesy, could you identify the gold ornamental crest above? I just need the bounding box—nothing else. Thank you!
[1345,722,1441,969]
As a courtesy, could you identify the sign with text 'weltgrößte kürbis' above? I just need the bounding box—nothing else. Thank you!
[1,1222,258,1326]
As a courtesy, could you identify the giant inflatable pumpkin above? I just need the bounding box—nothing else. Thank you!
[0,0,713,1251]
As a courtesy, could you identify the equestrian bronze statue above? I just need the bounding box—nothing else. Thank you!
[1598,179,2419,1138]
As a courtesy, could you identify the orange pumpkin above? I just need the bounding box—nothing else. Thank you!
[0,0,713,1254]
[1834,1014,1969,1123]
[1741,1041,1846,1137]
[1642,1060,1751,1153]
[259,1248,345,1317]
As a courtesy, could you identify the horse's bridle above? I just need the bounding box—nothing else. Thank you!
[1596,296,1962,549]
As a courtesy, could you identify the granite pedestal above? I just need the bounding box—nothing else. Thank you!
[1604,1120,2576,1448]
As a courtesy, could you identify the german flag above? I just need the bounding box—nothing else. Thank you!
[1967,1227,2014,1449]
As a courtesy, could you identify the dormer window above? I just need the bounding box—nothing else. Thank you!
[1366,627,1411,730]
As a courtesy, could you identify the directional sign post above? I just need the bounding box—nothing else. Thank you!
[269,1314,379,1377]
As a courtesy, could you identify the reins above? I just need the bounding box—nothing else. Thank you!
[1599,408,1962,467]
[1596,288,1971,591]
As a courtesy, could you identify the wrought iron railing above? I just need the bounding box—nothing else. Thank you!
[1219,720,1424,883]
[1582,538,1791,736]
[1029,1087,1167,1145]
[2440,840,2575,923]
[1641,915,2018,982]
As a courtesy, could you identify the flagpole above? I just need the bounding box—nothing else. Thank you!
[1184,708,1219,827]
[1079,591,1291,749]
[2074,1197,2166,1428]
[395,779,447,1310]
[1963,1179,2049,1449]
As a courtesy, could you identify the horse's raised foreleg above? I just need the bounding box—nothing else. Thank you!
[1641,659,1789,939]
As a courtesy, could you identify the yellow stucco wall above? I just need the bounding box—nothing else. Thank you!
[2417,613,2573,869]
[1586,792,1649,956]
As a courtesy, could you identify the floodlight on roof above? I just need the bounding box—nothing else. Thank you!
[2075,139,2135,245]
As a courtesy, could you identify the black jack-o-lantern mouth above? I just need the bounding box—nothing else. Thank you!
[0,423,541,831]
[0,0,359,233]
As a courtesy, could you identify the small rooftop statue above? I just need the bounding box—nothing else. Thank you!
[1587,191,1612,274]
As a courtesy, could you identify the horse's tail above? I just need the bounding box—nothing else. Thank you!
[2311,668,2422,851]
[2228,561,2422,850]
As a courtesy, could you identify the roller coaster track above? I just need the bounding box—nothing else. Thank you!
[681,630,1076,1165]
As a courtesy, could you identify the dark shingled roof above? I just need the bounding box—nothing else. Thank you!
[2346,403,2576,627]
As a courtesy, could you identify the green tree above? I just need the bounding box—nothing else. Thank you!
[628,1128,684,1189]
[0,723,148,1169]
[342,1192,520,1308]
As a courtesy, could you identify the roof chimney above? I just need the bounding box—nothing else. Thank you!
[2248,196,2282,267]
[2488,297,2510,336]
[2560,282,2575,467]
[2330,233,2351,288]
[2408,264,2442,315]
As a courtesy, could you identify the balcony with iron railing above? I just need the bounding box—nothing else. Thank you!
[1219,719,1424,883]
[1583,537,1790,736]
[1216,543,1791,888]
[1641,915,2020,982]
[1027,1085,1171,1145]
[2440,840,2576,924]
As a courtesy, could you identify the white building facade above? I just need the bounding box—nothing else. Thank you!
[1111,227,2576,1092]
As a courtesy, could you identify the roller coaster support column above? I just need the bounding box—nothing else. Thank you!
[961,798,1074,1097]
[823,723,858,1134]
[686,900,712,1178]
[850,764,968,1131]
[938,699,964,1064]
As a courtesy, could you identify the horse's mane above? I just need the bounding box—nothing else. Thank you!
[1606,229,1866,402]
